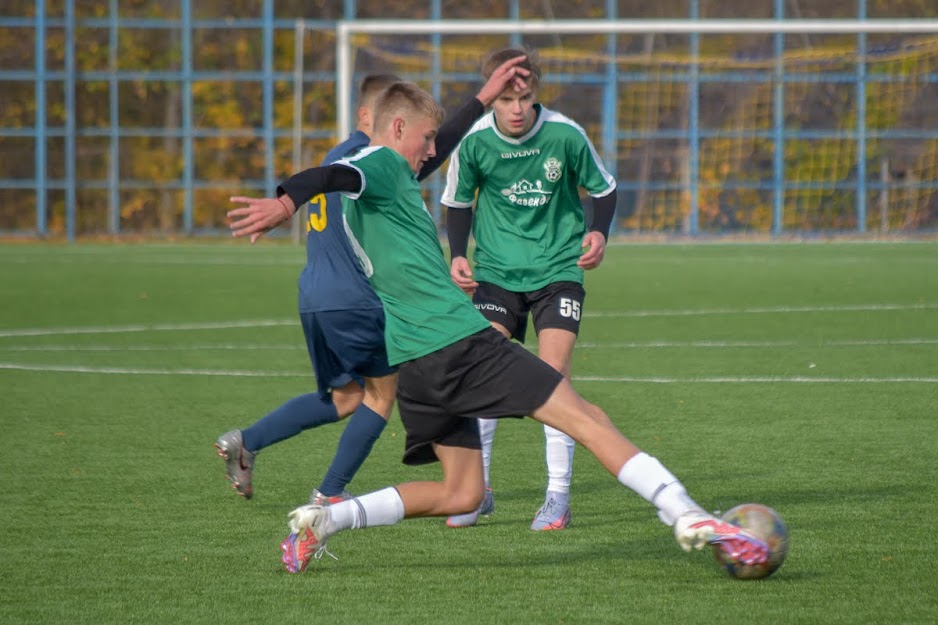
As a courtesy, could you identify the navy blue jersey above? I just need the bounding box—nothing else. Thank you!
[297,131,383,313]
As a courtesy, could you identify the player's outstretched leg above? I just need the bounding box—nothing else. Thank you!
[214,430,256,499]
[530,379,768,563]
[215,393,340,498]
[282,487,406,573]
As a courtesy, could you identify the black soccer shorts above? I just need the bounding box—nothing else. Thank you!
[472,281,586,343]
[395,326,563,465]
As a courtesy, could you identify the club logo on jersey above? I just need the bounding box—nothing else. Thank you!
[500,179,552,207]
[543,157,562,182]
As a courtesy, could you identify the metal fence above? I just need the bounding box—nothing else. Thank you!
[1,0,937,239]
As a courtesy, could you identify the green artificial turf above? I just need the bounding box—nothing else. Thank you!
[1,241,936,624]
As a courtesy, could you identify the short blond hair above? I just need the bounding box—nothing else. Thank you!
[372,82,445,133]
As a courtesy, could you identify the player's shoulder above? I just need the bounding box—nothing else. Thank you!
[323,131,370,165]
[538,106,588,134]
[463,113,499,141]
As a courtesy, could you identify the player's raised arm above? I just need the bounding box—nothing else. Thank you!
[227,163,363,243]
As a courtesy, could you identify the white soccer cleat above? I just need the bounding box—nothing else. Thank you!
[281,504,338,573]
[288,503,328,535]
[674,510,769,566]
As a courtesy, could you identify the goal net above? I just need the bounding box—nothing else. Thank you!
[336,19,938,235]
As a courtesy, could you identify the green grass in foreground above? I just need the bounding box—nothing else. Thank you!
[0,241,936,625]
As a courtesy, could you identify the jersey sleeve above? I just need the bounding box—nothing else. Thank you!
[570,128,617,198]
[441,141,480,209]
[337,147,399,212]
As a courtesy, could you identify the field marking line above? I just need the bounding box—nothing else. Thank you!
[586,303,938,318]
[1,302,935,338]
[2,338,936,352]
[1,362,935,383]
[0,363,302,377]
[575,375,938,383]
[0,320,295,338]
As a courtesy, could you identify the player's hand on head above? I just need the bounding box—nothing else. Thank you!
[476,55,530,107]
[577,230,607,270]
[228,195,292,244]
[450,256,479,295]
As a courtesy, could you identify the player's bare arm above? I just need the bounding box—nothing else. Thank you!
[228,164,363,243]
[227,195,296,244]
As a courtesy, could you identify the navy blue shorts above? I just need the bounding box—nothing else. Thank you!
[300,307,397,398]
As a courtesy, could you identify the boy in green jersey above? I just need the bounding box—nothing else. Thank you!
[228,80,768,575]
[442,48,618,529]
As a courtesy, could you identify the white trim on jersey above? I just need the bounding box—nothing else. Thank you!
[442,148,472,208]
[537,108,617,197]
[343,214,375,278]
[334,146,384,278]
[335,145,385,200]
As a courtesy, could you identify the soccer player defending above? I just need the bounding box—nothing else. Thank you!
[442,48,617,530]
[227,81,768,575]
[215,58,530,502]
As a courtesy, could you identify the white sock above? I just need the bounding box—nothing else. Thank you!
[616,452,702,526]
[327,487,405,533]
[479,418,497,486]
[544,424,574,494]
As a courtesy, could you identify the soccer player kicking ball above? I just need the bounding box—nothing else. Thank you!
[227,81,768,574]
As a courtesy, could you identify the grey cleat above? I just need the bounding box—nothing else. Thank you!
[308,488,350,506]
[214,430,256,499]
[446,487,495,528]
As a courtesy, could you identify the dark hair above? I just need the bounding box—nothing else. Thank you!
[482,47,541,90]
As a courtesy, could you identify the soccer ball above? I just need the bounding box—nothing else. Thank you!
[712,503,789,580]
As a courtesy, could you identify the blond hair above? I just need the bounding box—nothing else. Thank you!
[372,81,445,133]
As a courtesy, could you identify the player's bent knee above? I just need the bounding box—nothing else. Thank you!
[332,384,366,417]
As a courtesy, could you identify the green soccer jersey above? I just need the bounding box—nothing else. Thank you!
[339,146,490,365]
[442,104,616,292]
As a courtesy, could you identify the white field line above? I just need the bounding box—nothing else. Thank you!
[576,338,938,348]
[0,361,935,383]
[0,363,302,377]
[2,337,937,352]
[0,320,295,338]
[586,303,938,318]
[0,344,305,352]
[1,302,935,338]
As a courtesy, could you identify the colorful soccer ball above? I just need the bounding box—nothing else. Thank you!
[712,503,789,580]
